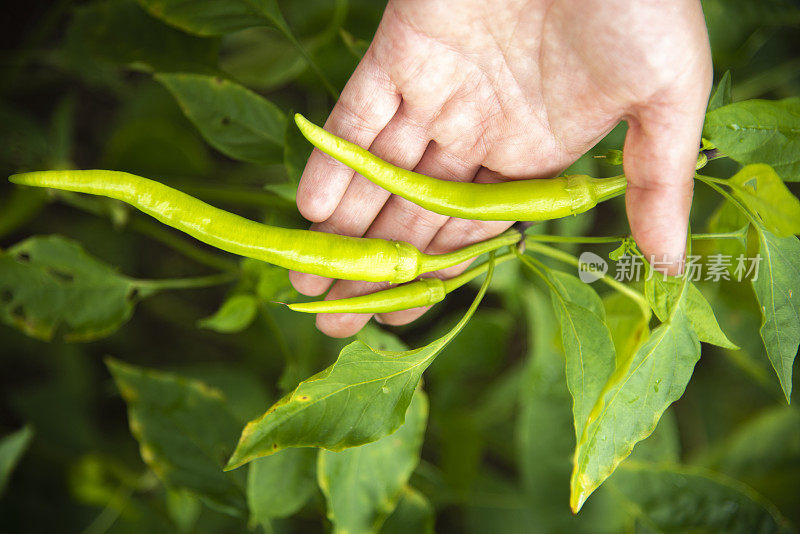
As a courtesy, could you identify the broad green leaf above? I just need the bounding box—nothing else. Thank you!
[751,229,800,402]
[319,390,428,534]
[571,304,701,512]
[603,292,650,368]
[707,70,733,112]
[703,98,800,181]
[356,323,408,352]
[106,358,246,515]
[225,261,495,469]
[380,487,435,534]
[537,264,616,440]
[66,0,219,73]
[645,275,739,349]
[137,0,290,37]
[0,235,148,342]
[608,461,791,533]
[247,448,317,526]
[197,293,258,333]
[0,426,33,495]
[728,164,800,237]
[156,73,287,165]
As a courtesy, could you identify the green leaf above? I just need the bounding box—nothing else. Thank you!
[751,230,800,402]
[543,268,616,440]
[319,390,428,534]
[703,98,800,181]
[247,448,317,525]
[608,461,791,533]
[225,260,495,469]
[645,275,739,349]
[380,487,435,534]
[156,73,287,165]
[0,425,33,495]
[66,0,219,73]
[0,235,145,342]
[137,0,291,37]
[603,292,651,368]
[708,70,733,112]
[198,293,258,333]
[728,164,800,237]
[571,299,701,512]
[106,358,246,515]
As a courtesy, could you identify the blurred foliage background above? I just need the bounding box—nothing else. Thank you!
[1,0,799,532]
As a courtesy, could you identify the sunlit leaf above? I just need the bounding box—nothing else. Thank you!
[703,98,800,181]
[225,261,494,469]
[751,229,800,402]
[571,293,701,511]
[107,358,247,515]
[728,164,800,237]
[603,292,650,367]
[156,73,287,165]
[319,390,428,534]
[645,275,739,349]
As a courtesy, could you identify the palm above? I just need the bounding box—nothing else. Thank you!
[292,0,712,337]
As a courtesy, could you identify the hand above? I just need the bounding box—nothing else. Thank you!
[290,0,713,337]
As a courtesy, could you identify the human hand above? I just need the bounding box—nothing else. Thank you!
[290,0,712,337]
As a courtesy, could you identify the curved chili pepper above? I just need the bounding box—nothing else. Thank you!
[295,114,627,221]
[9,170,521,283]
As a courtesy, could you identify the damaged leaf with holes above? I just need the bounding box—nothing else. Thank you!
[0,235,154,341]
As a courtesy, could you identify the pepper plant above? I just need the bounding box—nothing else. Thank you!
[1,0,800,533]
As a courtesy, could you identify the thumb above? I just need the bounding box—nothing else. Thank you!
[623,102,705,276]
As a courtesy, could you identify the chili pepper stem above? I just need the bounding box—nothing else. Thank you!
[591,175,627,203]
[419,229,521,273]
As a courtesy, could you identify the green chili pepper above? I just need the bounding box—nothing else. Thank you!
[9,170,521,283]
[287,250,514,313]
[294,114,627,222]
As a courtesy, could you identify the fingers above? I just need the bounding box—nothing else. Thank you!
[314,142,483,337]
[295,50,401,223]
[623,96,709,275]
[375,168,513,326]
[290,105,433,296]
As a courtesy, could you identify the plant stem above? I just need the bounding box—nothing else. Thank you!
[691,231,748,240]
[523,238,650,316]
[442,250,515,292]
[524,234,627,244]
[696,175,760,227]
[135,271,237,291]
